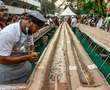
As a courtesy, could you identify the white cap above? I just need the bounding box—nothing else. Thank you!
[28,11,46,22]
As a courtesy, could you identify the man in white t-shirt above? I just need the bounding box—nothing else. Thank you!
[96,16,104,28]
[0,1,8,30]
[0,12,46,84]
[71,16,77,28]
[71,16,77,34]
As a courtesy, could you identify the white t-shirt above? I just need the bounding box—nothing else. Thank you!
[0,21,32,82]
[71,17,77,28]
[0,22,20,56]
[96,18,103,28]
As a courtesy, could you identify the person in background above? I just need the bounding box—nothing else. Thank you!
[67,16,72,27]
[96,16,104,28]
[104,16,110,32]
[11,15,19,23]
[0,11,46,84]
[52,16,59,27]
[0,1,8,30]
[71,16,77,29]
[6,15,13,25]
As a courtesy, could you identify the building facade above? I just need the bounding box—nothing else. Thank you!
[2,0,41,14]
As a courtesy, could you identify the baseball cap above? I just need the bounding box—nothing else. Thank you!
[27,11,46,27]
[28,11,46,22]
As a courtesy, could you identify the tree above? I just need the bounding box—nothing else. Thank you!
[41,0,56,16]
[77,0,106,15]
[94,0,105,15]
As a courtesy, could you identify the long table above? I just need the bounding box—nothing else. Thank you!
[78,24,110,52]
[33,26,50,42]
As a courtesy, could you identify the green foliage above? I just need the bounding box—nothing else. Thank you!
[78,0,106,16]
[41,0,56,16]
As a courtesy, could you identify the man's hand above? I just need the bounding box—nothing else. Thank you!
[0,52,40,64]
[28,52,39,62]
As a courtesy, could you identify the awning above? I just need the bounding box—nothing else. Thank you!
[60,7,76,16]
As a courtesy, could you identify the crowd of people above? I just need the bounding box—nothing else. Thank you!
[0,7,26,31]
[79,14,110,32]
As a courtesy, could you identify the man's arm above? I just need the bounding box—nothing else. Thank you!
[0,52,38,64]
